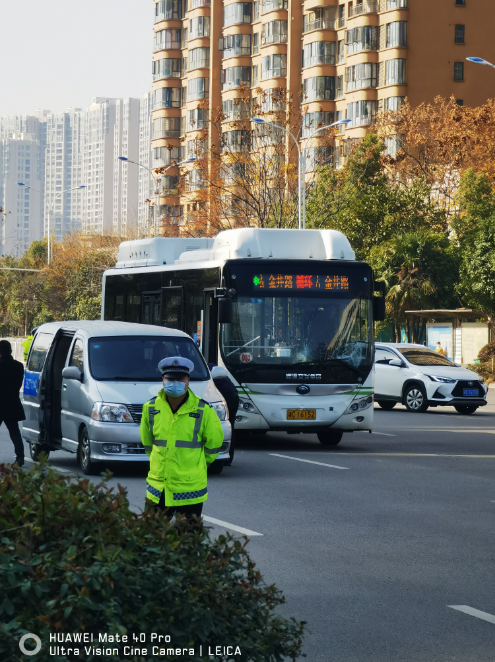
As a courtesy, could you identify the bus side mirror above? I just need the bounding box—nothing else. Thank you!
[373,296,385,322]
[218,297,233,324]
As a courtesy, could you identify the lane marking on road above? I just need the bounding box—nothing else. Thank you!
[269,453,349,470]
[202,516,263,537]
[371,432,397,437]
[24,458,72,474]
[315,453,495,458]
[448,605,495,626]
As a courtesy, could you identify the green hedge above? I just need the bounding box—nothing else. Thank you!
[0,461,304,661]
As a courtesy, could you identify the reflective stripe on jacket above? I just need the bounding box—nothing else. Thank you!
[140,388,224,507]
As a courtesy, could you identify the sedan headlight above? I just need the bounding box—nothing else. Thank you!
[344,395,373,415]
[211,401,228,421]
[426,375,456,384]
[91,402,133,423]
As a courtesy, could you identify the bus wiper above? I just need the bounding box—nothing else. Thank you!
[292,358,362,377]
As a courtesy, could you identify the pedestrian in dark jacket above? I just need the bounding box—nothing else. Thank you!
[208,363,239,466]
[0,340,26,466]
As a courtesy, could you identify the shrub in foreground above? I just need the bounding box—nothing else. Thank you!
[0,462,304,661]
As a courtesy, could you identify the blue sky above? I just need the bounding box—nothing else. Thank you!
[0,0,153,115]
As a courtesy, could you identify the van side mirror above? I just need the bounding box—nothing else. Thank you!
[389,359,403,367]
[211,366,229,380]
[218,297,233,324]
[62,366,83,382]
[373,296,386,322]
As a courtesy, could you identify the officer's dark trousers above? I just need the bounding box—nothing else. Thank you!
[154,491,203,523]
[0,419,24,460]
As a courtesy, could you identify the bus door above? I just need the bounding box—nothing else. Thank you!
[202,289,218,363]
[161,287,183,330]
[142,291,161,326]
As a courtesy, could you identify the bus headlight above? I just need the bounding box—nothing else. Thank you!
[91,403,134,423]
[344,396,373,415]
[212,402,228,421]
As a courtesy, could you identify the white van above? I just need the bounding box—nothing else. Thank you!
[21,321,231,474]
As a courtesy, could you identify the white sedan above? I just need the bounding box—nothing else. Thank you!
[374,343,488,414]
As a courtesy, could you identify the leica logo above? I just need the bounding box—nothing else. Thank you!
[286,373,322,381]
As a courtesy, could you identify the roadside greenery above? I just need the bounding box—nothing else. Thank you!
[0,235,120,336]
[0,461,305,662]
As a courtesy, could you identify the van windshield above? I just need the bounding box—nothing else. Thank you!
[88,336,209,381]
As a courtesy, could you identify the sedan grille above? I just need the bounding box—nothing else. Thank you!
[124,443,147,455]
[451,380,483,397]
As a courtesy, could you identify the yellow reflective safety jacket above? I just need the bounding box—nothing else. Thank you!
[22,336,33,362]
[140,388,224,507]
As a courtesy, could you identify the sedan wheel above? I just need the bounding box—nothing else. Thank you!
[404,386,428,413]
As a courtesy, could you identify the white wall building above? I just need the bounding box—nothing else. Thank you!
[44,108,85,242]
[113,97,140,235]
[0,94,153,254]
[0,134,42,257]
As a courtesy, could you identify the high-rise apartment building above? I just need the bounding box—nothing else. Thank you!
[113,98,141,235]
[152,0,495,217]
[139,92,153,234]
[44,108,85,242]
[0,135,42,257]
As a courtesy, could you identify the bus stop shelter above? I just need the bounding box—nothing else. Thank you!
[405,309,490,365]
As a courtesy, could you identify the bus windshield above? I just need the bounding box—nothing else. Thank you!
[221,296,372,384]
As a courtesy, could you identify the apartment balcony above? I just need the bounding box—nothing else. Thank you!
[154,40,181,53]
[261,33,288,46]
[349,1,378,16]
[302,18,336,34]
[188,0,210,9]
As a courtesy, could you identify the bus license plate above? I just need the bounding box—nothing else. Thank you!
[463,388,479,397]
[287,409,316,420]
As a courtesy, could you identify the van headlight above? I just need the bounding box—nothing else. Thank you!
[212,402,228,421]
[343,395,373,415]
[91,403,133,423]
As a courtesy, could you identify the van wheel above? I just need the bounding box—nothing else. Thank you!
[377,401,396,411]
[208,460,224,475]
[454,405,478,415]
[78,427,99,476]
[30,442,50,461]
[317,431,343,446]
[404,386,429,413]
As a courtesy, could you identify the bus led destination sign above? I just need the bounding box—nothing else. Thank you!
[253,274,350,291]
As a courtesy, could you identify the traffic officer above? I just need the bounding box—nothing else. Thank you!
[22,327,37,363]
[140,356,224,521]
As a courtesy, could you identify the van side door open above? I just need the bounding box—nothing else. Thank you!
[22,331,55,443]
[61,337,86,450]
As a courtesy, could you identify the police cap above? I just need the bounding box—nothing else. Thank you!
[158,356,194,378]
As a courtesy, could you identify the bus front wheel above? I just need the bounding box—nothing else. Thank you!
[317,431,343,447]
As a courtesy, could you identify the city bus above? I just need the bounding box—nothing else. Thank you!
[101,228,385,446]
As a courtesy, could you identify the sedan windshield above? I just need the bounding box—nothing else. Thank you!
[88,336,209,381]
[397,348,454,367]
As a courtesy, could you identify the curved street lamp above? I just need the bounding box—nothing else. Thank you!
[250,117,351,229]
[118,156,196,235]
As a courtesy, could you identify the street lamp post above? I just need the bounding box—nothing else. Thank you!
[118,156,196,236]
[17,183,86,264]
[250,117,351,229]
